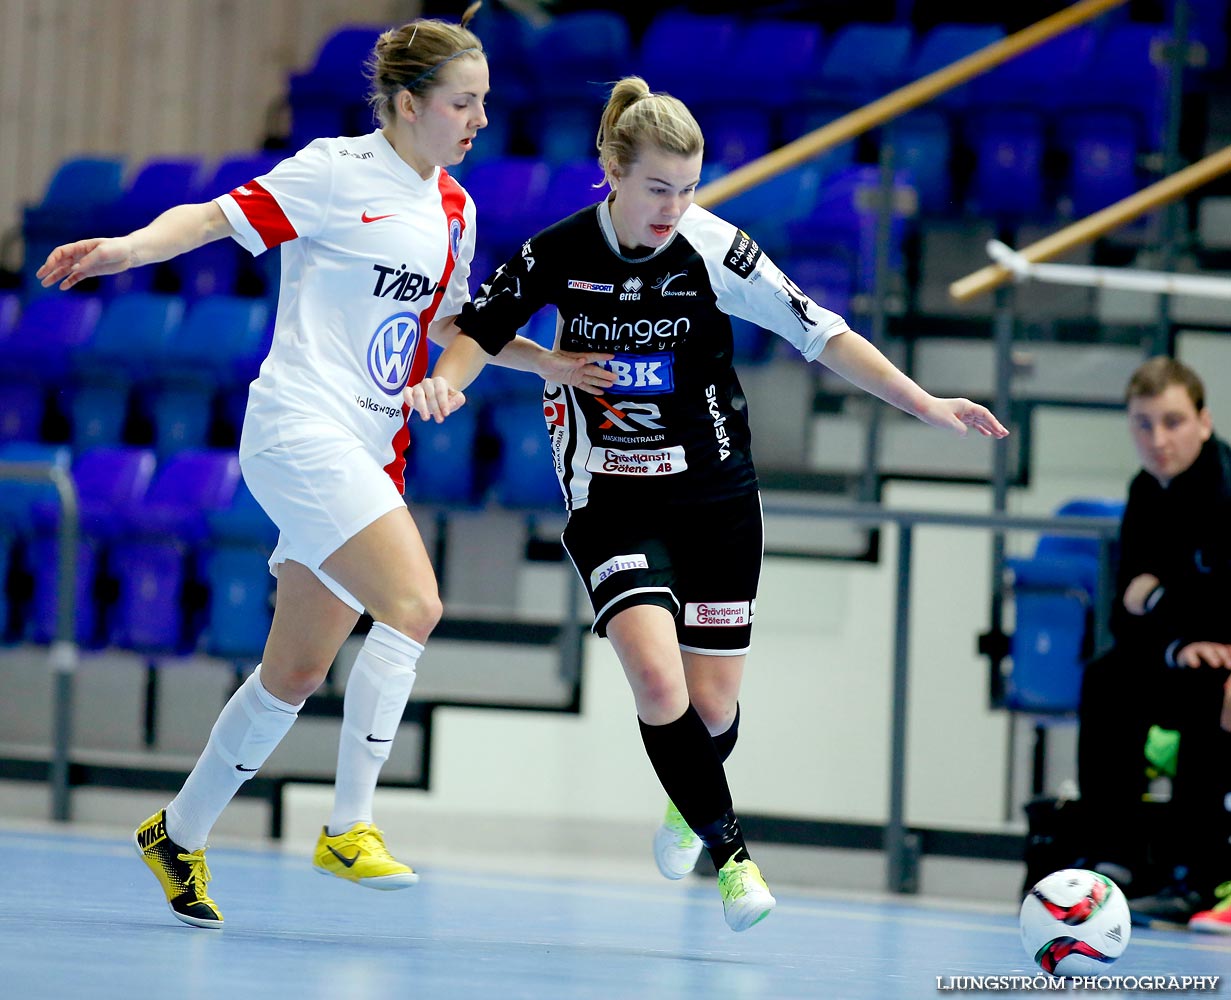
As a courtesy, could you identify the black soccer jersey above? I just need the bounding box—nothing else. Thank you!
[457,198,850,510]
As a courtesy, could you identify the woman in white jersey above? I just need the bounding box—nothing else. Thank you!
[37,7,611,930]
[409,77,1009,932]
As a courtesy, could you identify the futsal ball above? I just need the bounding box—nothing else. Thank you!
[1019,869,1131,977]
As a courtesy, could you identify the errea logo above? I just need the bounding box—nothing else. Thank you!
[620,276,643,301]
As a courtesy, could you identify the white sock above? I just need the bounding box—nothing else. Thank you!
[327,622,422,836]
[165,665,301,851]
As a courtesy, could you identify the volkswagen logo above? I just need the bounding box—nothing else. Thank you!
[367,312,421,395]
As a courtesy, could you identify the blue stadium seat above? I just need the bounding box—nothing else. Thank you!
[695,107,773,171]
[0,443,71,642]
[522,102,604,166]
[476,6,538,112]
[0,442,71,536]
[97,158,202,281]
[907,24,1006,109]
[405,403,481,507]
[786,165,914,293]
[742,20,825,111]
[178,152,282,299]
[965,24,1096,114]
[802,24,912,110]
[201,546,274,661]
[1055,111,1140,218]
[0,292,19,339]
[1006,497,1124,714]
[529,11,632,99]
[776,252,857,322]
[718,163,825,257]
[887,112,954,216]
[729,317,772,364]
[106,450,241,652]
[540,161,605,226]
[0,294,103,380]
[70,293,186,448]
[485,399,559,509]
[638,12,739,107]
[22,157,124,298]
[1067,24,1171,149]
[0,296,103,442]
[142,296,270,454]
[201,479,278,662]
[461,158,551,259]
[24,446,156,646]
[287,25,384,149]
[0,382,45,444]
[964,111,1047,221]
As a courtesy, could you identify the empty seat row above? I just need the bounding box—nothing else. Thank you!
[289,12,1222,165]
[0,293,271,453]
[0,445,272,657]
[22,152,283,301]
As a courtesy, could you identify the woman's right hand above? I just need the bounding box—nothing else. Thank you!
[405,376,467,423]
[37,236,138,290]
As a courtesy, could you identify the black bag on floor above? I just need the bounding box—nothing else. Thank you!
[1021,795,1086,896]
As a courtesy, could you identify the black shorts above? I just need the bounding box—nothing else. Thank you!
[561,491,763,654]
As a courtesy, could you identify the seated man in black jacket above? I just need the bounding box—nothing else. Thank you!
[1076,357,1231,931]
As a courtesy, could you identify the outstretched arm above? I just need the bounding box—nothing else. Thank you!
[819,330,1009,438]
[411,318,615,422]
[37,201,235,291]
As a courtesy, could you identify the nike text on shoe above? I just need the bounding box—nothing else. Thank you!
[312,822,419,889]
[717,857,776,932]
[133,810,223,929]
[653,800,703,879]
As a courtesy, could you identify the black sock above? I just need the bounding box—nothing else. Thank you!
[639,705,749,871]
[639,704,732,827]
[712,703,740,763]
[694,809,750,870]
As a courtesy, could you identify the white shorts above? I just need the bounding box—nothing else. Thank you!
[240,427,406,614]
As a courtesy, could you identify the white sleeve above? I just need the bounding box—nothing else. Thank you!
[687,206,849,362]
[434,193,476,319]
[214,140,333,255]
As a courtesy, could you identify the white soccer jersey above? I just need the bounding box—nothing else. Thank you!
[216,130,475,491]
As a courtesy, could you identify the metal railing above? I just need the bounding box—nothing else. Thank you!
[760,498,1120,894]
[0,460,79,821]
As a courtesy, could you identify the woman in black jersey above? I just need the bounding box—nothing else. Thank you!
[413,76,1008,932]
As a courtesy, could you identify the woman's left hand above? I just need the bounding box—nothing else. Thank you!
[404,377,466,423]
[537,350,618,395]
[922,397,1010,438]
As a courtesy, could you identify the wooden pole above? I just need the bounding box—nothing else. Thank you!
[695,0,1129,209]
[949,143,1231,302]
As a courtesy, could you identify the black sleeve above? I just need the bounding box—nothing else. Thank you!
[455,237,550,356]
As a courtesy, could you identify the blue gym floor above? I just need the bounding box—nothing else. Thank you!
[0,826,1226,999]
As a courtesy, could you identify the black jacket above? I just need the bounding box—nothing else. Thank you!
[1112,435,1231,664]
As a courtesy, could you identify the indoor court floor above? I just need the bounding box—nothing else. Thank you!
[0,824,1227,999]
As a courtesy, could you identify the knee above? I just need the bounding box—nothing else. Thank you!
[370,591,443,643]
[627,663,687,716]
[260,659,330,705]
[690,691,737,735]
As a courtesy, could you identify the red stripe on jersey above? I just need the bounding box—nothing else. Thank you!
[384,170,469,492]
[230,179,297,250]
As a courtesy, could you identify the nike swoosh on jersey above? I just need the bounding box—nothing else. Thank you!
[365,734,394,743]
[362,211,397,223]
